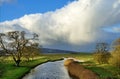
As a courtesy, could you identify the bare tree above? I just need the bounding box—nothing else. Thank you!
[23,43,40,61]
[94,42,110,64]
[0,31,39,66]
[95,43,108,53]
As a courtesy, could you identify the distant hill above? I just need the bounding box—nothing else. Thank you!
[40,48,77,54]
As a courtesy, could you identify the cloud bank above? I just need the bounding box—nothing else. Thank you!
[0,0,120,52]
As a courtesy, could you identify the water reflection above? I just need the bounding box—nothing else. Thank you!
[23,60,72,79]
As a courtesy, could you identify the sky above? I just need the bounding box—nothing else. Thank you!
[0,0,74,21]
[0,0,120,52]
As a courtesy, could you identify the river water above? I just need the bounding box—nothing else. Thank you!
[22,60,72,79]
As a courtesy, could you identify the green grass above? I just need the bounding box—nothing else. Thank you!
[0,58,46,79]
[79,60,120,79]
[0,56,62,79]
[100,65,120,78]
[0,53,119,79]
[0,64,29,79]
[45,54,120,79]
[87,66,113,78]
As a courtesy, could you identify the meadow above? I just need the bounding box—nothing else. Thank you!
[0,53,119,79]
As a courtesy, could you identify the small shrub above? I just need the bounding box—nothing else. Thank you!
[93,43,111,64]
[94,52,111,64]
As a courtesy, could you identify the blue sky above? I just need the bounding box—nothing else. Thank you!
[0,0,120,52]
[0,0,74,22]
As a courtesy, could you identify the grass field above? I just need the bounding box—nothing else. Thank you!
[0,53,119,79]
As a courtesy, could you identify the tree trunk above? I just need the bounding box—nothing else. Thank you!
[15,60,21,67]
[27,58,30,61]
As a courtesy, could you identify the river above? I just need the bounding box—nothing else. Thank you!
[22,60,72,79]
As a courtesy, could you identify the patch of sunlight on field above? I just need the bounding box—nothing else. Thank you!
[1,56,46,61]
[75,56,93,62]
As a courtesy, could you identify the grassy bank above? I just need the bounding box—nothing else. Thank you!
[0,53,119,79]
[0,55,63,79]
[79,59,120,79]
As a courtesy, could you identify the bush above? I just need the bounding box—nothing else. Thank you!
[110,38,120,68]
[93,43,111,64]
[109,46,120,68]
[94,52,111,64]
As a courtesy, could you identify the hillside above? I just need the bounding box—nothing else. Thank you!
[41,48,77,54]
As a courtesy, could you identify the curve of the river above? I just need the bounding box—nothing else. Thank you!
[22,60,72,79]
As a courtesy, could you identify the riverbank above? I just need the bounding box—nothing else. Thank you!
[22,60,71,79]
[64,58,120,79]
[0,56,63,79]
[0,53,119,79]
[20,58,63,79]
[64,59,99,79]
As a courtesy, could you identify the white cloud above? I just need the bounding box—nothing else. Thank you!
[113,0,120,8]
[0,0,120,51]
